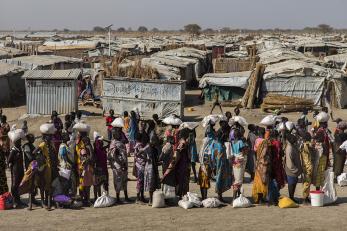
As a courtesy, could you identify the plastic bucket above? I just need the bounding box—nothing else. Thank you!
[0,196,5,210]
[310,190,324,207]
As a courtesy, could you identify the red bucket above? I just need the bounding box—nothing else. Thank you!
[0,196,5,210]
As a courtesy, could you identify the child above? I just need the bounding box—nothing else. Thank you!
[93,132,109,201]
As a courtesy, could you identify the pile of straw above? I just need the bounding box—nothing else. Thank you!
[261,94,314,112]
[102,52,159,79]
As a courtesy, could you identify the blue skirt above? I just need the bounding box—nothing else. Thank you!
[190,142,198,163]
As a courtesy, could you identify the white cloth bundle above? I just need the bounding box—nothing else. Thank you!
[323,168,338,205]
[201,115,221,128]
[179,122,199,130]
[8,126,25,142]
[94,192,115,208]
[232,188,252,208]
[187,192,202,207]
[317,112,330,123]
[278,121,294,131]
[178,200,194,209]
[111,118,124,128]
[40,123,57,135]
[163,115,182,126]
[260,115,278,126]
[202,198,221,208]
[337,173,347,187]
[73,121,91,133]
[233,116,248,127]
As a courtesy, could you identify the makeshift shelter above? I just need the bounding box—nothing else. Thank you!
[261,60,347,108]
[22,69,81,114]
[0,63,25,105]
[102,77,186,119]
[199,71,251,102]
[1,55,82,70]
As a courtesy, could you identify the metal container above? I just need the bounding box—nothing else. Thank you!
[23,70,80,115]
[102,77,185,119]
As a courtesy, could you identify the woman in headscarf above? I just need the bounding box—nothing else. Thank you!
[93,132,109,200]
[33,131,57,210]
[213,131,232,203]
[79,136,95,206]
[300,132,313,204]
[108,128,130,203]
[231,129,247,200]
[333,120,347,179]
[268,130,286,205]
[189,128,198,183]
[128,111,138,149]
[160,136,176,197]
[162,128,190,198]
[144,122,161,205]
[198,136,212,200]
[252,127,271,204]
[312,121,330,190]
[284,131,302,203]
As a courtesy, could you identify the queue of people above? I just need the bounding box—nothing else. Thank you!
[0,106,344,210]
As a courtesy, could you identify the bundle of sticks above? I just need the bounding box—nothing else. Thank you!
[261,94,314,113]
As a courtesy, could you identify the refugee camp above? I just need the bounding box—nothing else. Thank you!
[1,0,347,230]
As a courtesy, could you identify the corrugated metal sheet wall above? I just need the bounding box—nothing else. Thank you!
[26,80,77,114]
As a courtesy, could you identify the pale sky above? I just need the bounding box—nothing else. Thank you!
[1,0,347,30]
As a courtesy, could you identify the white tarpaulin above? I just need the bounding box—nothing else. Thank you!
[199,71,251,89]
[262,60,347,107]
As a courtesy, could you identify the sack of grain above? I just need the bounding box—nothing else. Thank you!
[40,123,57,135]
[163,115,182,126]
[260,115,277,126]
[179,122,199,130]
[111,118,124,128]
[73,121,91,133]
[317,112,330,123]
[152,191,165,208]
[234,116,248,127]
[202,198,221,208]
[8,128,25,143]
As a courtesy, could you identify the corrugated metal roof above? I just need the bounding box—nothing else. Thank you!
[22,69,81,80]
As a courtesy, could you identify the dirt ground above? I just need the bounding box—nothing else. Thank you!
[1,90,347,231]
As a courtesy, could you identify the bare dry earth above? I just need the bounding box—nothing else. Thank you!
[0,90,347,231]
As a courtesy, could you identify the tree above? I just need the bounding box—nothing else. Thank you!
[184,24,201,35]
[318,24,333,34]
[138,26,148,32]
[93,26,106,32]
[151,27,159,32]
[117,27,126,32]
[63,28,70,32]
